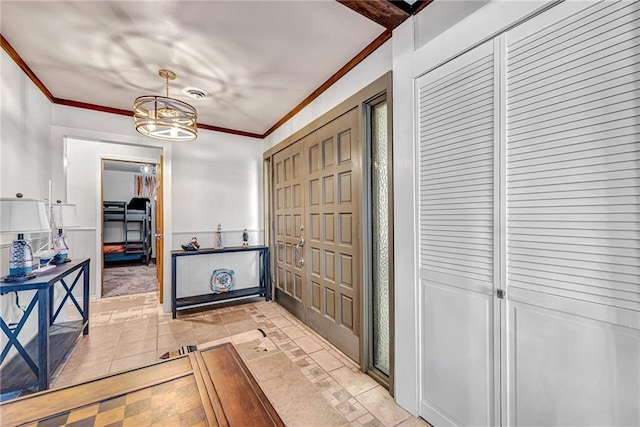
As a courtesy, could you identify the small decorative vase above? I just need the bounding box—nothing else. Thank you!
[242,229,249,248]
[53,228,69,263]
[9,234,33,276]
[37,249,55,267]
[214,223,223,249]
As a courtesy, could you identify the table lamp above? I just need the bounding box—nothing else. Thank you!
[0,194,51,281]
[52,201,79,264]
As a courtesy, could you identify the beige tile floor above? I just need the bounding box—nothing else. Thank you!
[56,292,431,427]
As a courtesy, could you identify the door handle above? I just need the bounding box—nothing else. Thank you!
[294,225,304,267]
[155,233,164,239]
[294,247,305,267]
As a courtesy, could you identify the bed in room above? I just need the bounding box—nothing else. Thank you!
[103,198,152,265]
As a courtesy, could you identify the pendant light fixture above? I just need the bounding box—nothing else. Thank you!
[134,69,198,141]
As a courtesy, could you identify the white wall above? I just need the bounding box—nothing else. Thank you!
[103,169,137,201]
[412,0,559,79]
[263,40,392,150]
[0,49,53,366]
[414,0,490,49]
[0,52,52,202]
[0,48,53,262]
[171,131,264,250]
[65,137,162,298]
[391,17,419,414]
[50,105,166,202]
[51,104,263,312]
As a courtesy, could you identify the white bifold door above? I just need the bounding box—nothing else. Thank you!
[418,1,640,426]
[418,39,500,427]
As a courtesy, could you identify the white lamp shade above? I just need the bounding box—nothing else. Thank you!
[0,198,51,234]
[52,203,80,228]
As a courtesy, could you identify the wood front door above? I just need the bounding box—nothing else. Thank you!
[273,140,306,317]
[273,108,361,362]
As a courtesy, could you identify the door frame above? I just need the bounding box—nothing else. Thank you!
[156,156,164,303]
[264,72,393,372]
[61,135,171,314]
[100,157,162,298]
[362,91,395,393]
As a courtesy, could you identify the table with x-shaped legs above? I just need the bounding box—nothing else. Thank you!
[0,259,90,393]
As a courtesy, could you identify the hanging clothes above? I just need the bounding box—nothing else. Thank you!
[134,174,157,198]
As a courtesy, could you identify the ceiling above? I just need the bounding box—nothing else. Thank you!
[0,1,418,138]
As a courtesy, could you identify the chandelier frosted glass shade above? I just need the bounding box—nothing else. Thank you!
[134,69,198,141]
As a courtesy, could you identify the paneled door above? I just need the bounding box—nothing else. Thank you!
[273,108,362,362]
[273,140,306,319]
[304,108,361,362]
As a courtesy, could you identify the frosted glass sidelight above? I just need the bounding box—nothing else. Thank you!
[371,101,390,375]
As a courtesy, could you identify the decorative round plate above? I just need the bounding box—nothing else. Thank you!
[210,268,235,293]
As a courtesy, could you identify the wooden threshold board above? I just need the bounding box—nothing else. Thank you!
[0,343,284,427]
[197,343,284,427]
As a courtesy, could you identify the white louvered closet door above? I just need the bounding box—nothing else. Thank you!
[505,1,640,425]
[418,40,499,427]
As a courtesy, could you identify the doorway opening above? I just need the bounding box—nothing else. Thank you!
[101,159,158,298]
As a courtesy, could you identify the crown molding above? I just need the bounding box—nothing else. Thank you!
[262,29,392,138]
[53,98,132,117]
[2,27,391,141]
[1,34,54,102]
[196,123,263,139]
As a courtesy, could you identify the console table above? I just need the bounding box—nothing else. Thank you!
[171,246,270,319]
[0,259,90,395]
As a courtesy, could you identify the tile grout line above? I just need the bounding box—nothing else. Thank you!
[55,294,425,427]
[245,308,386,426]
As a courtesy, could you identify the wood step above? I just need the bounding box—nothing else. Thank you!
[0,343,284,427]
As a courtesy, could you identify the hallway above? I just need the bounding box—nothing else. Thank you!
[56,293,429,427]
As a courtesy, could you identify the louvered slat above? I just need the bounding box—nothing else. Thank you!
[419,45,494,289]
[506,1,640,308]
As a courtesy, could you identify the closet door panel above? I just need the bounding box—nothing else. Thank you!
[418,40,497,427]
[506,2,640,425]
[509,302,640,427]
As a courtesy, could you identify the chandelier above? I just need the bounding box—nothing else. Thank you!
[134,69,198,141]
